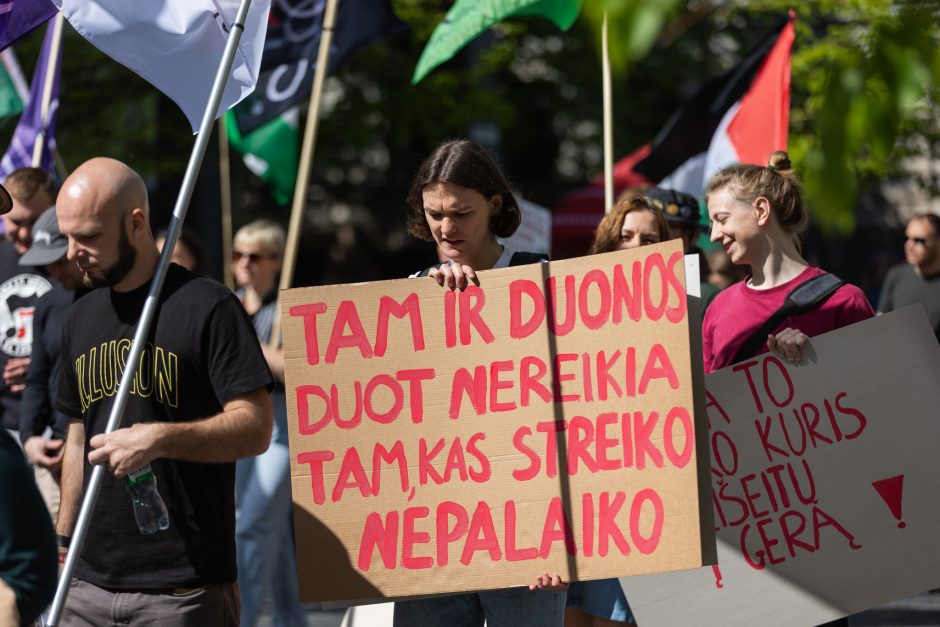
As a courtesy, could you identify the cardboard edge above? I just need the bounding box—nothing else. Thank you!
[685,255,717,566]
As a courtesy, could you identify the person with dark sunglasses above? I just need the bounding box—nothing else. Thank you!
[230,219,307,627]
[878,213,940,341]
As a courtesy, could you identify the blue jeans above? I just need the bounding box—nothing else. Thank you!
[393,587,566,627]
[235,389,305,627]
[567,579,635,622]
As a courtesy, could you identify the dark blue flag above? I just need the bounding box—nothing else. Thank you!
[233,0,406,133]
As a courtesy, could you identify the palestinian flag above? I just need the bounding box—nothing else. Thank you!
[633,14,795,198]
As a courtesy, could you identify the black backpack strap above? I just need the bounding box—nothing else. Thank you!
[732,272,845,363]
[509,251,549,266]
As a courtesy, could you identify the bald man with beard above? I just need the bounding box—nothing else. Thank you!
[53,158,274,626]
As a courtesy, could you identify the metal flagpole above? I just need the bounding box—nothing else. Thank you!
[32,12,64,167]
[268,0,339,349]
[44,0,255,623]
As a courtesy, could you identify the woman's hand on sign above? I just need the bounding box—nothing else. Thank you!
[767,327,809,363]
[429,261,478,290]
[529,572,568,592]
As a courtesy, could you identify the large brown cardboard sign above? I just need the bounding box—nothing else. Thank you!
[280,240,713,601]
[624,306,940,626]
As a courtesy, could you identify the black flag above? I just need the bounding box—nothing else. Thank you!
[234,0,407,133]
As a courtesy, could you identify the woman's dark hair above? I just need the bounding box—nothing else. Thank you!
[407,139,522,241]
[156,227,205,273]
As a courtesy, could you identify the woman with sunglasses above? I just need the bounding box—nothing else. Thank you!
[230,220,307,627]
[395,139,565,627]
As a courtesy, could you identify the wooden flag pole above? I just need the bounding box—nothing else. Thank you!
[602,11,614,213]
[218,115,235,290]
[1,48,68,179]
[32,12,64,167]
[269,0,338,348]
[0,49,29,101]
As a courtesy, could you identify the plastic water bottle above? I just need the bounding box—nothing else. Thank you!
[124,465,170,534]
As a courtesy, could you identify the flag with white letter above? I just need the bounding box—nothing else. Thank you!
[51,0,272,131]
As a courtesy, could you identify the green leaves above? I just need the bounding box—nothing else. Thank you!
[795,2,940,232]
[580,0,685,72]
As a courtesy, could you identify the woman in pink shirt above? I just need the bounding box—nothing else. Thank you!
[702,150,873,374]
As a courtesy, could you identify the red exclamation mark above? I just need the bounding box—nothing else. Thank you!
[872,474,906,529]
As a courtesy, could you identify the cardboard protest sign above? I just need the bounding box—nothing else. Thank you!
[624,306,940,626]
[280,240,715,601]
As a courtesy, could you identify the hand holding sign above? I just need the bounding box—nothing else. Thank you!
[625,306,940,627]
[280,241,713,602]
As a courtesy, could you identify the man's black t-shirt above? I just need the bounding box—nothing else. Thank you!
[878,263,940,341]
[0,240,52,431]
[56,264,273,589]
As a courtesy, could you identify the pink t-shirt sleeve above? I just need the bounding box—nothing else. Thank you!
[700,270,874,374]
[702,309,717,374]
[830,284,876,328]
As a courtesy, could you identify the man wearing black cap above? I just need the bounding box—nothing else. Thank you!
[645,187,720,309]
[0,167,56,441]
[18,207,87,520]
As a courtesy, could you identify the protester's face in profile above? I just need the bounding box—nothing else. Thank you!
[4,194,48,255]
[231,240,281,290]
[84,219,136,289]
[904,218,938,268]
[708,186,760,266]
[422,181,498,266]
[59,204,137,289]
[617,210,662,251]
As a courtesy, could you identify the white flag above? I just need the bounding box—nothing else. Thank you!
[52,0,272,132]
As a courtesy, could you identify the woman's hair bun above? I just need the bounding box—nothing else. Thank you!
[768,150,792,172]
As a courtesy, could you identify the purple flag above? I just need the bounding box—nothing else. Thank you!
[0,0,56,50]
[0,15,60,180]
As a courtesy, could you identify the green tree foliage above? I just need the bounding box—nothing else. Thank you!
[595,0,940,232]
[1,1,936,282]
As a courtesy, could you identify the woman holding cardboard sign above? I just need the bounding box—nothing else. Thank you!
[395,139,564,627]
[702,150,873,373]
[562,192,670,627]
[703,156,874,627]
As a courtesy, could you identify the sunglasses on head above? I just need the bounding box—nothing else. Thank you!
[232,250,276,263]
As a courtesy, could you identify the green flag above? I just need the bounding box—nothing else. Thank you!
[0,56,24,120]
[226,107,300,205]
[413,0,581,84]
